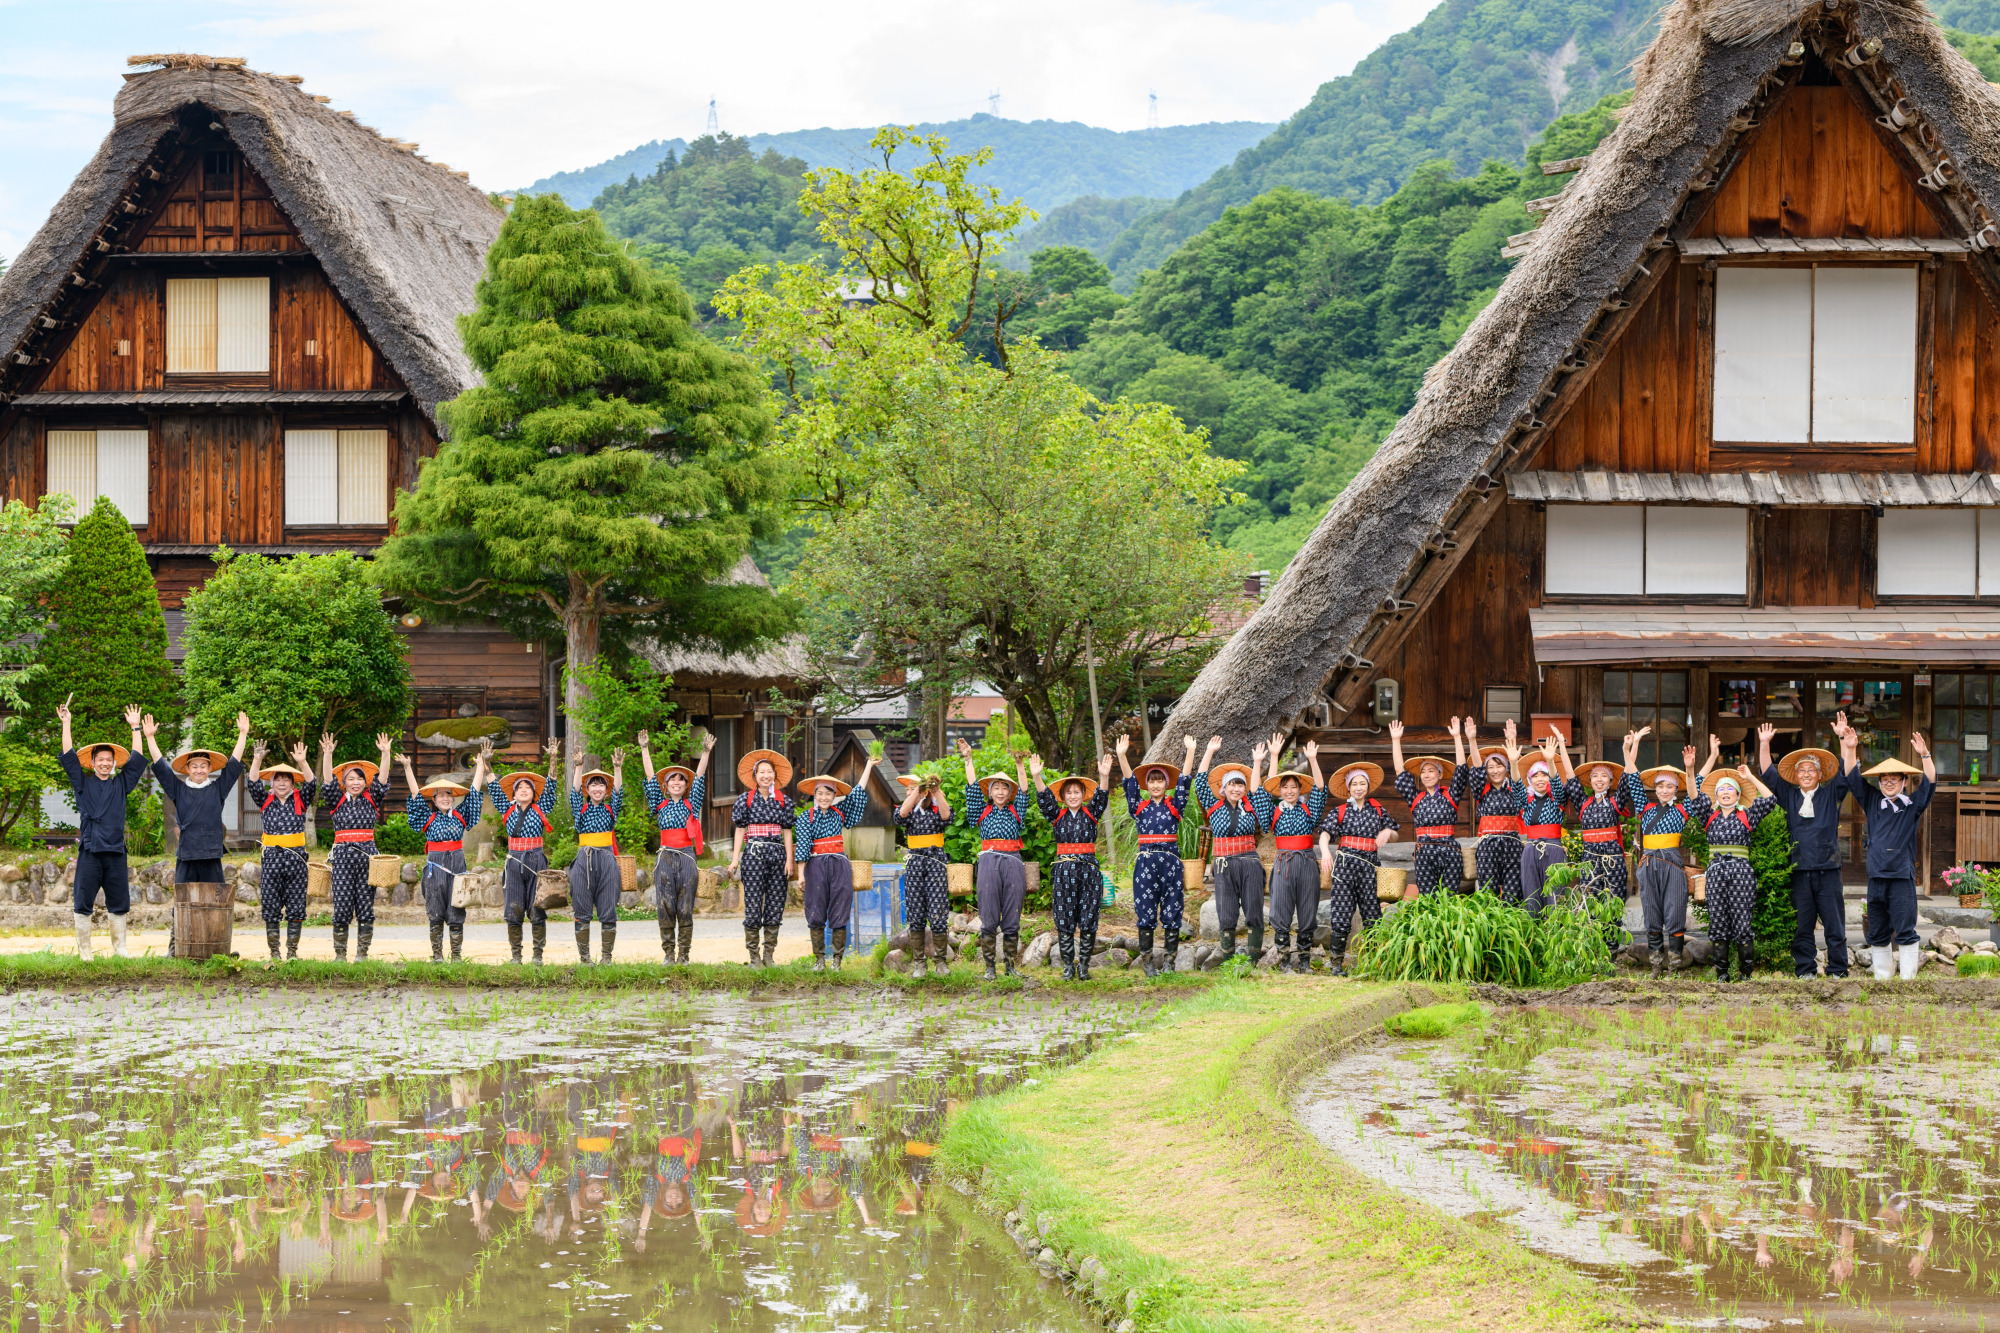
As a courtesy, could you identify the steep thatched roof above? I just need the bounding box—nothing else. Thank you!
[641,556,812,688]
[0,55,502,422]
[1149,0,2000,762]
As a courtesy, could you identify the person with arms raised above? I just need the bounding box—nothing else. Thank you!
[1118,732,1197,977]
[1391,719,1462,897]
[1033,751,1115,980]
[1757,722,1849,978]
[961,738,1030,980]
[55,700,146,959]
[487,738,563,965]
[320,730,396,963]
[1195,734,1273,964]
[1835,712,1935,981]
[246,738,318,963]
[145,710,250,956]
[640,729,713,966]
[1264,734,1328,973]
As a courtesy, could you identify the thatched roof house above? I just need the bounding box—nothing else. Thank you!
[1151,0,2000,803]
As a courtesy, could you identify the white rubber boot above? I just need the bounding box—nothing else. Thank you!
[110,914,129,959]
[1899,943,1920,981]
[73,914,93,961]
[1872,946,1893,981]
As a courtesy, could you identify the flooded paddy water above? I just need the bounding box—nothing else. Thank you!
[0,987,1140,1331]
[1297,1003,2000,1329]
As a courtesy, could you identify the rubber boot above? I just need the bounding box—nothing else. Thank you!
[1872,945,1894,981]
[1899,942,1920,981]
[357,923,373,961]
[1139,929,1158,978]
[745,923,763,966]
[1058,932,1076,981]
[1648,949,1665,979]
[1161,928,1180,973]
[1325,933,1347,978]
[448,923,464,961]
[1273,930,1290,972]
[659,915,675,963]
[1248,923,1264,962]
[111,914,130,959]
[1715,945,1732,982]
[507,921,524,964]
[762,924,779,967]
[266,923,283,961]
[1216,931,1236,966]
[911,930,930,980]
[334,921,350,963]
[600,920,615,963]
[1075,934,1092,981]
[74,914,93,961]
[285,920,301,961]
[1668,941,1692,972]
[576,925,593,966]
[677,916,693,965]
[1739,941,1757,983]
[981,932,997,981]
[429,921,444,964]
[1003,932,1020,977]
[831,927,847,972]
[810,927,826,974]
[529,920,544,965]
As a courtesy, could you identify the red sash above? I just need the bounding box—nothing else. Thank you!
[333,829,375,843]
[811,835,846,855]
[655,796,704,855]
[1415,825,1457,839]
[426,840,464,852]
[1137,833,1179,845]
[1056,842,1098,855]
[660,827,698,850]
[1477,815,1522,835]
[980,838,1022,853]
[1581,827,1623,844]
[507,836,544,851]
[1212,835,1257,856]
[1274,835,1314,851]
[1523,822,1564,840]
[1337,835,1377,851]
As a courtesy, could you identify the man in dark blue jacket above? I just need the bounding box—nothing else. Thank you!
[144,710,250,886]
[1758,724,1851,977]
[1836,713,1936,982]
[56,701,147,959]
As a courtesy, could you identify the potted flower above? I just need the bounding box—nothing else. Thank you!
[1942,862,1996,910]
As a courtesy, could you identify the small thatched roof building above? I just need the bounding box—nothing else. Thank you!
[1150,0,2000,783]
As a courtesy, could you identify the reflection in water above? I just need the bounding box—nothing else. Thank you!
[1296,1005,2000,1330]
[3,990,1132,1330]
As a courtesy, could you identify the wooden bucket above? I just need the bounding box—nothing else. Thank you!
[173,882,233,961]
[367,855,401,888]
[1181,858,1205,890]
[947,862,974,897]
[617,854,637,894]
[1376,866,1408,902]
[850,859,873,890]
[306,860,332,900]
[535,869,570,910]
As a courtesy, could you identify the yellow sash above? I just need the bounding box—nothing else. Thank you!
[1641,832,1682,850]
[261,832,306,848]
[578,831,616,848]
[906,833,945,848]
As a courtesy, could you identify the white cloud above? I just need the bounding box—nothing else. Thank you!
[0,0,1437,257]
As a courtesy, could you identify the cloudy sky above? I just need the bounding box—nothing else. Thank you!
[0,0,1436,259]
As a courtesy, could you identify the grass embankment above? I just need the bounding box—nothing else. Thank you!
[0,950,1230,993]
[941,978,1640,1332]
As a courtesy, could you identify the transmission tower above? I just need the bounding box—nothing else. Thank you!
[705,95,719,136]
[1148,89,1159,130]
[987,87,1001,117]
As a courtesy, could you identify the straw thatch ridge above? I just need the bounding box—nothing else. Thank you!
[1148,0,1990,762]
[0,62,502,423]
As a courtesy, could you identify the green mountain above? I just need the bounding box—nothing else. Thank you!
[520,115,1275,218]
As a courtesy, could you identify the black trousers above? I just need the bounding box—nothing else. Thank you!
[653,847,699,919]
[1050,857,1102,942]
[803,854,854,930]
[1212,855,1264,936]
[1864,876,1920,948]
[503,848,550,926]
[1410,841,1460,896]
[422,850,469,926]
[174,857,224,885]
[1790,867,1848,977]
[74,850,130,915]
[568,846,620,925]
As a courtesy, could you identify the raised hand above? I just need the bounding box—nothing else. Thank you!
[1269,730,1285,755]
[1252,739,1269,760]
[1912,731,1931,758]
[543,736,562,758]
[251,740,267,761]
[1447,715,1460,737]
[1182,734,1197,755]
[1502,718,1517,743]
[239,712,253,739]
[1757,721,1774,743]
[1303,739,1318,760]
[1736,763,1755,781]
[1708,734,1721,759]
[1388,719,1404,739]
[140,714,158,739]
[478,737,495,759]
[610,746,626,768]
[1205,734,1223,755]
[1633,724,1651,742]
[635,729,649,748]
[1027,754,1043,777]
[1832,711,1851,739]
[701,732,716,754]
[1462,717,1479,743]
[1098,752,1114,776]
[123,704,142,729]
[393,752,411,768]
[1115,735,1129,756]
[1681,745,1697,771]
[320,731,337,753]
[54,700,71,724]
[289,741,310,768]
[956,738,973,758]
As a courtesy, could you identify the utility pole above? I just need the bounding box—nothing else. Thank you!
[1085,623,1105,767]
[705,96,720,136]
[987,87,1001,118]
[1148,89,1159,131]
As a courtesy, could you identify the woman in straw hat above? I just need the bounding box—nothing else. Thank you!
[319,729,397,963]
[1691,760,1776,982]
[640,729,715,966]
[568,748,626,965]
[1318,758,1397,976]
[894,773,953,977]
[1195,734,1273,965]
[1033,751,1116,981]
[247,738,319,962]
[1452,718,1528,903]
[1118,732,1199,977]
[485,737,564,965]
[54,701,146,960]
[1757,723,1850,978]
[959,737,1031,979]
[398,746,489,963]
[1620,728,1700,977]
[1264,733,1327,972]
[1834,712,1935,982]
[143,709,249,902]
[1561,727,1639,910]
[1390,718,1461,898]
[793,753,877,973]
[1515,733,1572,916]
[731,748,797,967]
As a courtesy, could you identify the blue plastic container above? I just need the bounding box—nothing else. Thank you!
[826,863,899,953]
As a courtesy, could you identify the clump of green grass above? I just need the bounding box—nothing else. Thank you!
[1355,886,1619,987]
[1385,1001,1483,1038]
[1956,952,2000,978]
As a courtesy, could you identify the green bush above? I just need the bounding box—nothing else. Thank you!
[1385,1001,1482,1038]
[1355,887,1619,988]
[373,821,423,856]
[1957,952,2000,978]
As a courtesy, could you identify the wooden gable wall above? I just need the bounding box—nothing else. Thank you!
[135,148,304,254]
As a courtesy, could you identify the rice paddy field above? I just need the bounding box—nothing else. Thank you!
[1296,1003,2000,1330]
[0,988,1146,1331]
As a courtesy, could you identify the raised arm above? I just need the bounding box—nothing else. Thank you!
[1027,754,1047,792]
[1622,725,1646,775]
[898,778,923,817]
[1250,737,1269,791]
[1450,716,1467,771]
[1913,730,1936,785]
[472,738,493,794]
[1114,734,1133,781]
[610,747,626,792]
[692,730,714,778]
[1304,738,1322,788]
[1199,734,1222,776]
[544,735,562,782]
[1697,734,1721,780]
[957,737,977,786]
[1553,730,1576,782]
[1501,718,1520,774]
[1756,721,1774,777]
[397,751,421,797]
[1833,711,1860,775]
[141,713,162,763]
[123,704,143,758]
[636,730,655,781]
[1734,763,1774,801]
[318,730,336,786]
[57,698,73,755]
[1388,719,1406,776]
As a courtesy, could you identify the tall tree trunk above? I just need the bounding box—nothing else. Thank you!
[562,575,602,768]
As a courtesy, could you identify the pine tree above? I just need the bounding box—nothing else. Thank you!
[372,195,790,759]
[21,496,177,749]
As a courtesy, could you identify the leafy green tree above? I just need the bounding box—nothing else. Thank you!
[372,195,791,760]
[0,493,72,710]
[19,496,176,750]
[0,734,61,845]
[179,550,412,752]
[562,657,691,853]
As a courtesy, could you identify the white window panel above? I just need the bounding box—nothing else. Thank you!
[214,276,270,374]
[284,430,339,525]
[337,429,389,525]
[1713,267,1813,443]
[95,430,148,527]
[1544,505,1643,595]
[1812,266,1916,443]
[1982,510,2000,595]
[165,278,217,374]
[45,431,96,516]
[1878,508,1975,597]
[1645,506,1747,596]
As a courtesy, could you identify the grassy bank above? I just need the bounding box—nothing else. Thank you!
[940,977,1640,1332]
[0,949,1230,993]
